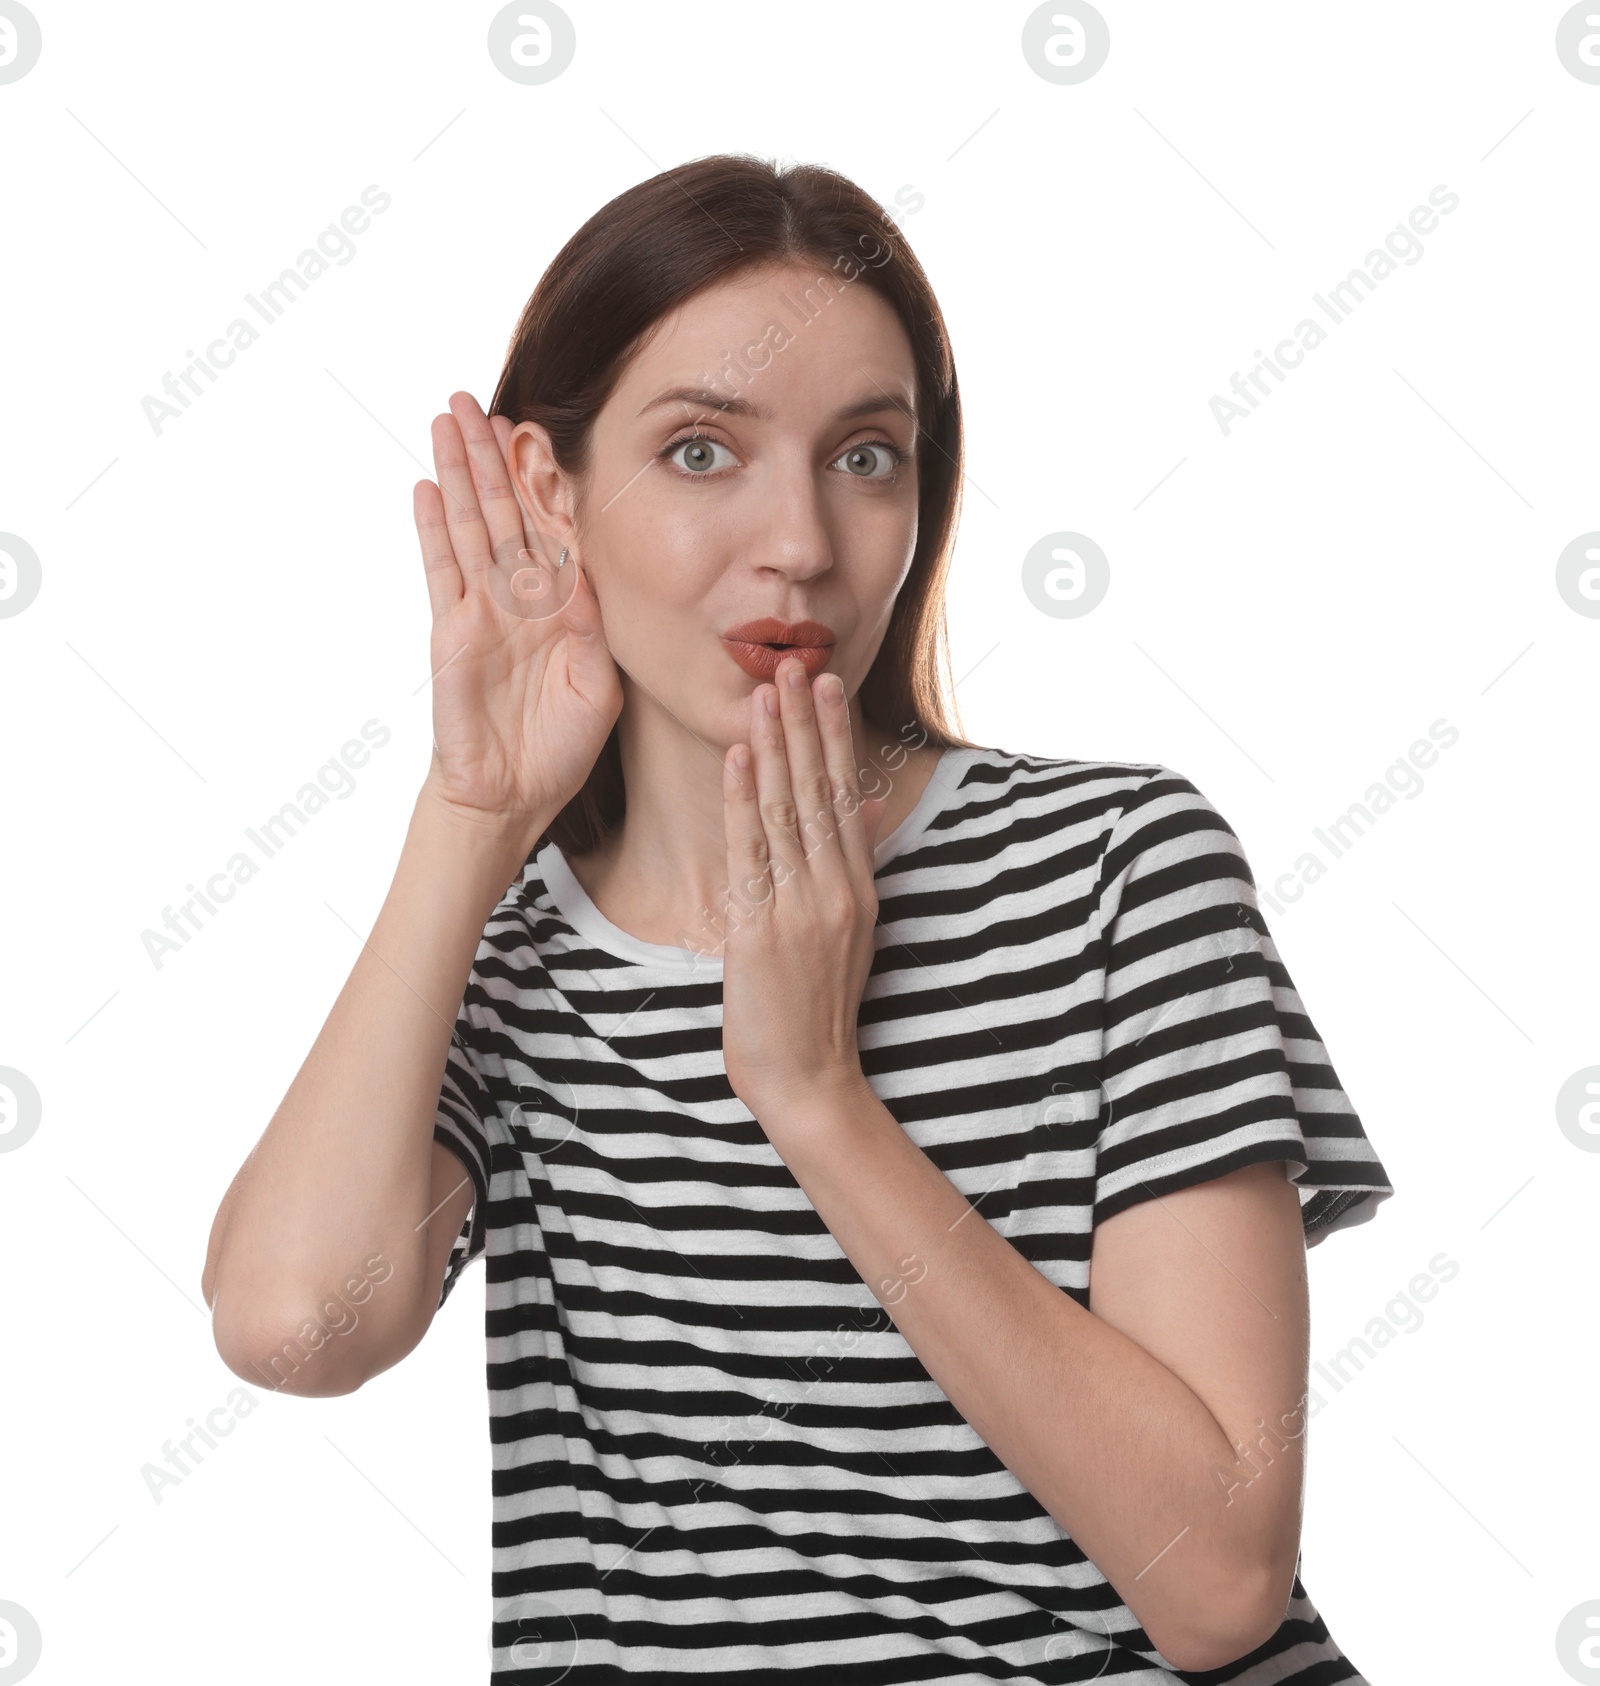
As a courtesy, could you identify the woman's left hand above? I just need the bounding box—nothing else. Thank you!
[720,656,891,1132]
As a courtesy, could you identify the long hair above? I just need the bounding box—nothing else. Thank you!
[490,152,977,858]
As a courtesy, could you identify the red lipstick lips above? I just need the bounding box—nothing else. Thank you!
[721,617,836,682]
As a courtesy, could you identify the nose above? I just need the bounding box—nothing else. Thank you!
[743,456,835,581]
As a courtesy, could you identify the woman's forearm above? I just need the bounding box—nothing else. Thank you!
[201,776,547,1391]
[761,1076,1288,1673]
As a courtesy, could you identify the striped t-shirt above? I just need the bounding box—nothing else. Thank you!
[431,747,1394,1683]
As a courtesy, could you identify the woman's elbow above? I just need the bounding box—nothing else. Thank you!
[1154,1566,1291,1673]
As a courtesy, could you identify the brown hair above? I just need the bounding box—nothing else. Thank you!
[490,151,979,859]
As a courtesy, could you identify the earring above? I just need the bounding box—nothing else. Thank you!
[556,546,568,570]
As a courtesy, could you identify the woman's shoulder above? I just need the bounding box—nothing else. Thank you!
[914,745,1190,879]
[946,741,1172,812]
[948,752,1264,904]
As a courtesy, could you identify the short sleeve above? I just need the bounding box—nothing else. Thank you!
[432,1018,494,1309]
[1091,766,1394,1248]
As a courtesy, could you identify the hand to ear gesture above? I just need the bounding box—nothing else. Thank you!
[719,656,892,1133]
[412,392,620,837]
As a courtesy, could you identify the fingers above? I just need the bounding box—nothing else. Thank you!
[747,656,861,891]
[810,668,879,888]
[413,476,464,621]
[489,413,527,548]
[429,392,520,581]
[725,659,887,938]
[453,394,528,569]
[744,679,805,889]
[723,739,768,914]
[416,396,551,623]
[771,657,856,882]
[429,410,491,579]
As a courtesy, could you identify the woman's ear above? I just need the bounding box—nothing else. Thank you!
[502,417,579,562]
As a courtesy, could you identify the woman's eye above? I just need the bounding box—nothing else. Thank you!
[659,433,907,481]
[834,441,903,479]
[662,433,735,475]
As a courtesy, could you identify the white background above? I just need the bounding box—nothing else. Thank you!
[2,3,1596,1681]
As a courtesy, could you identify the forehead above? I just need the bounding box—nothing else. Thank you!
[612,260,917,415]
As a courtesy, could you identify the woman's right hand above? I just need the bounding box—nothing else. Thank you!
[412,391,622,833]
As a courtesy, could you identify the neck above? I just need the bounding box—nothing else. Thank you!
[563,697,943,958]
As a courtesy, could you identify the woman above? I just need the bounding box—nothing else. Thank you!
[203,154,1394,1682]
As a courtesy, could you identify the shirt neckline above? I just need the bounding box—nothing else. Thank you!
[533,744,975,971]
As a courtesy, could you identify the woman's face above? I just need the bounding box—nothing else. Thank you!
[513,258,922,748]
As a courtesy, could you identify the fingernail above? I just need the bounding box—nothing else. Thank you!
[821,672,845,704]
[762,686,779,717]
[785,658,806,691]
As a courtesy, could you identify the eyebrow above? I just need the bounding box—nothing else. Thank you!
[635,385,917,426]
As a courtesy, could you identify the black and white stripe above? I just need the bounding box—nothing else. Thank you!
[432,748,1393,1682]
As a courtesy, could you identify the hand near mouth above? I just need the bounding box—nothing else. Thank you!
[719,655,892,1134]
